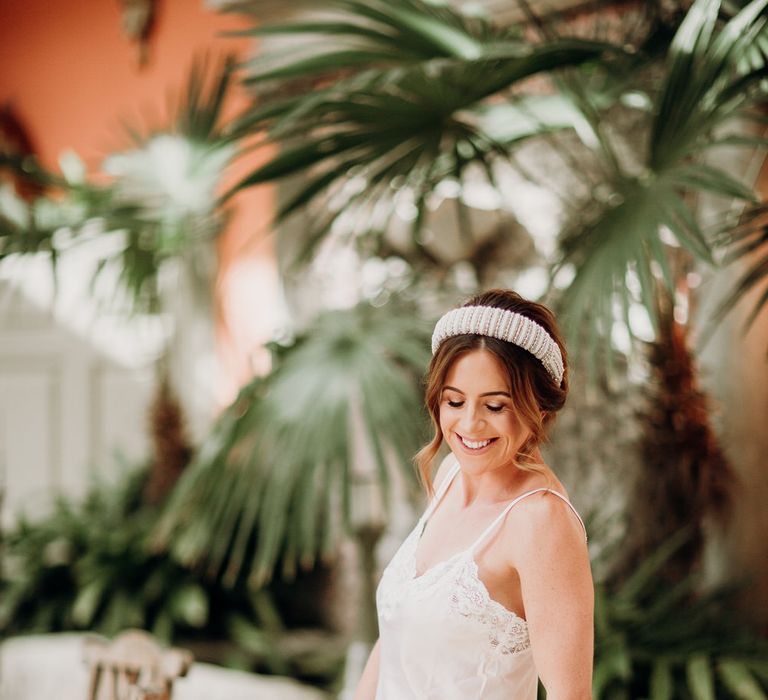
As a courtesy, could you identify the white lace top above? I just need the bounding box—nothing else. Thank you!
[375,457,586,700]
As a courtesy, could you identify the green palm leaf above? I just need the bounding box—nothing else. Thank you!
[687,655,717,700]
[231,40,610,190]
[557,0,766,358]
[236,0,516,84]
[718,659,768,700]
[651,0,768,168]
[556,176,705,362]
[174,53,237,142]
[593,531,768,698]
[650,659,674,700]
[226,0,613,263]
[156,302,431,587]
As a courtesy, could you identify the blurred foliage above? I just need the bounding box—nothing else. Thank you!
[0,467,343,687]
[2,2,768,695]
[591,530,768,700]
[0,54,237,314]
[155,300,432,587]
[556,0,768,362]
[712,202,768,332]
[225,0,768,358]
[226,0,613,265]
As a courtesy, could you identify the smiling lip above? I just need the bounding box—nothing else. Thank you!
[456,433,498,452]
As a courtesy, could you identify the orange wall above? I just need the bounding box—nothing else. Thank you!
[0,0,277,404]
[0,0,251,168]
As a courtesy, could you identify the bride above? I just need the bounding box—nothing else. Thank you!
[354,289,594,700]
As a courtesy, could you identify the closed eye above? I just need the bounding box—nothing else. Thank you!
[487,404,504,412]
[447,400,464,408]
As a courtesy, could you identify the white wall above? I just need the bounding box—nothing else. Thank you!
[0,255,156,529]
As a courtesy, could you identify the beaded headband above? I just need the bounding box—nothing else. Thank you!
[431,305,564,385]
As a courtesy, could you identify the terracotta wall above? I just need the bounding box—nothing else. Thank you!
[722,159,768,624]
[0,0,276,404]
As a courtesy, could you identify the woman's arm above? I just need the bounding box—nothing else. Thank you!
[352,639,380,700]
[514,495,594,700]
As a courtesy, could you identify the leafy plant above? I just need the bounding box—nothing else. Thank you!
[556,0,768,357]
[1,469,202,639]
[712,202,768,332]
[0,466,344,681]
[0,54,237,314]
[155,300,432,588]
[226,0,614,264]
[224,0,768,357]
[592,530,768,699]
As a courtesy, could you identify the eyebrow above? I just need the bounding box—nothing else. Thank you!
[442,385,511,398]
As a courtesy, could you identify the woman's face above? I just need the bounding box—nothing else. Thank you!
[439,348,532,475]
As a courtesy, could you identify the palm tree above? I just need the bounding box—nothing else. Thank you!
[226,0,767,346]
[224,0,614,265]
[155,301,432,641]
[0,55,240,501]
[219,0,768,575]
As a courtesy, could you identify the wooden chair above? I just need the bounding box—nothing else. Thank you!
[82,629,193,700]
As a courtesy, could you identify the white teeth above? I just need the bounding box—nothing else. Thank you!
[461,437,492,449]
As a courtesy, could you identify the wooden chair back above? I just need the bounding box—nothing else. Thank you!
[82,629,193,700]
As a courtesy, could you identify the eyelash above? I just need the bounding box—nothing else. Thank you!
[446,400,504,413]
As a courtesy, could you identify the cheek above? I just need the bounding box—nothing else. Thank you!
[438,406,458,436]
[497,412,524,439]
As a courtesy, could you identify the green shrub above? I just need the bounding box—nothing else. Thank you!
[592,531,768,699]
[0,468,343,687]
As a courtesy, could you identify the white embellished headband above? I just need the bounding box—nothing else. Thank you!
[431,305,564,385]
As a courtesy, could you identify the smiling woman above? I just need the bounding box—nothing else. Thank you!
[354,289,593,700]
[439,351,543,479]
[420,290,569,493]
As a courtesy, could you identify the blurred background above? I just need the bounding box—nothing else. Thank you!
[1,0,768,698]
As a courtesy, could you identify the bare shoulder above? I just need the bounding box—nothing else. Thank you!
[504,488,588,558]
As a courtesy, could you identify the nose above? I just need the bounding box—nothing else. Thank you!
[458,403,485,434]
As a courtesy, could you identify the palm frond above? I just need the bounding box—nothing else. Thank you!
[593,531,768,698]
[557,0,767,357]
[155,302,431,587]
[231,39,610,191]
[0,56,237,315]
[650,0,768,169]
[235,0,519,87]
[224,0,616,264]
[710,203,768,331]
[174,53,238,143]
[556,172,717,360]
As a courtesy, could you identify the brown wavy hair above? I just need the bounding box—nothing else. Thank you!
[415,289,569,494]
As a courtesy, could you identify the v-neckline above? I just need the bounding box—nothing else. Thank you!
[407,517,529,625]
[411,517,471,581]
[409,459,565,585]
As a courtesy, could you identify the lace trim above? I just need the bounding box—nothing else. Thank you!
[448,557,530,655]
[376,521,531,656]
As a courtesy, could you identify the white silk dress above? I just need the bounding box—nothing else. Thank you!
[375,458,586,700]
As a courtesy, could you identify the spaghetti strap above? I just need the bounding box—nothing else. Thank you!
[470,487,587,552]
[544,490,588,542]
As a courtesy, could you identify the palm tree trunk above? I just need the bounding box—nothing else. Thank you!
[618,294,733,582]
[143,362,193,507]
